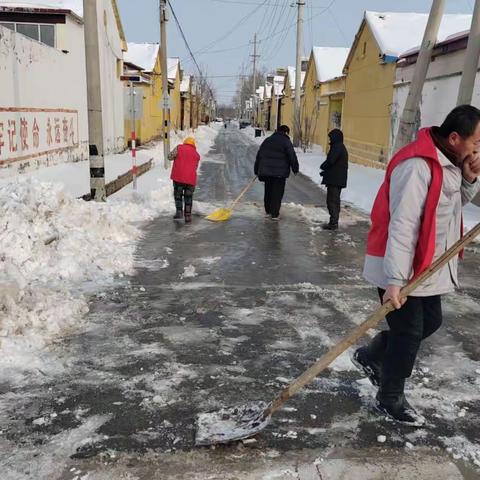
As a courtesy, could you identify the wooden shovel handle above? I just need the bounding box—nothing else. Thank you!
[265,221,480,417]
[229,177,257,210]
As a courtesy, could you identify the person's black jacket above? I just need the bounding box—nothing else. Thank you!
[254,131,299,179]
[320,129,348,188]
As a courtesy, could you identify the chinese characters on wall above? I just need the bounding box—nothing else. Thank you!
[0,109,78,165]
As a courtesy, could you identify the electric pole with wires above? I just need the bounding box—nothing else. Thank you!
[160,0,170,169]
[293,0,305,147]
[457,0,480,105]
[393,0,445,151]
[251,33,260,126]
[83,0,106,201]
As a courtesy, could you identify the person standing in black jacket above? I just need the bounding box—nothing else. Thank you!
[254,125,299,220]
[320,128,349,230]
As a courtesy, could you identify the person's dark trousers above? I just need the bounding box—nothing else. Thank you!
[173,181,195,218]
[264,177,286,218]
[365,289,443,390]
[326,185,342,226]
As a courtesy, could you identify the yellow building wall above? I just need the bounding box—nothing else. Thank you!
[123,79,160,147]
[342,23,395,165]
[257,101,265,129]
[301,56,320,147]
[282,80,294,132]
[263,99,271,130]
[181,94,191,130]
[269,94,282,131]
[301,54,346,153]
[170,69,182,131]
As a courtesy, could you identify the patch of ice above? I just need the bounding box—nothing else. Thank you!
[199,256,222,265]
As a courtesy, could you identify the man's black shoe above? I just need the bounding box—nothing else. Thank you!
[375,397,426,427]
[322,223,338,230]
[351,346,381,387]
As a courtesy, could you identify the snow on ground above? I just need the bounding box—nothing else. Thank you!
[0,124,220,381]
[298,143,480,233]
[242,127,480,232]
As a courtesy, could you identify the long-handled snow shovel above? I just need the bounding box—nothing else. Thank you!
[195,222,480,446]
[206,176,257,222]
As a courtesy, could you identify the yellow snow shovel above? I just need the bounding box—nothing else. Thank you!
[206,176,257,222]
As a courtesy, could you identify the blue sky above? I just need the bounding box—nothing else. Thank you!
[116,0,473,105]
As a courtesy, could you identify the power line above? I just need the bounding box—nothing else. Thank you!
[210,0,329,7]
[167,0,215,100]
[260,0,289,60]
[328,7,348,44]
[180,0,267,66]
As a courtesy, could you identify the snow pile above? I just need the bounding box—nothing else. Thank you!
[0,124,219,378]
[0,179,153,376]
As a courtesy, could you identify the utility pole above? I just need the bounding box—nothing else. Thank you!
[251,33,260,126]
[160,0,170,169]
[293,0,305,147]
[130,81,137,190]
[457,0,480,105]
[83,0,106,201]
[393,0,445,152]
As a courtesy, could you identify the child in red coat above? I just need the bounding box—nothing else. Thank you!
[168,137,201,223]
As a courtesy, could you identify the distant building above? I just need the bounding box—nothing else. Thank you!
[342,10,471,166]
[301,47,349,152]
[0,0,127,174]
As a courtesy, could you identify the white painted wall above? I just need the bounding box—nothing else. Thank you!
[0,1,126,177]
[97,0,125,154]
[392,48,480,153]
[0,19,88,176]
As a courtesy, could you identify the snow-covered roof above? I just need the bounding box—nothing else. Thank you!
[365,11,472,59]
[264,84,272,100]
[256,86,265,101]
[180,75,191,93]
[0,0,127,47]
[286,66,306,89]
[168,57,179,81]
[124,43,159,72]
[311,47,349,82]
[0,0,82,16]
[273,75,284,96]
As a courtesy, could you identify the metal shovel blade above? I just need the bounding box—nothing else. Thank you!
[195,401,270,446]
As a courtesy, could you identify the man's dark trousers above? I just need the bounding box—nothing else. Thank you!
[326,185,342,226]
[264,176,286,218]
[366,290,443,380]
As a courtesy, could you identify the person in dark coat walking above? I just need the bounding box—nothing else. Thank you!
[254,125,299,220]
[320,128,348,230]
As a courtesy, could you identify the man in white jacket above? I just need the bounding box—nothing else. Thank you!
[353,105,480,426]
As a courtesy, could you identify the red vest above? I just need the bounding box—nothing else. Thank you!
[170,144,201,186]
[366,128,444,280]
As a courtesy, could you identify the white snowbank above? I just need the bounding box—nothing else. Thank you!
[297,144,480,233]
[0,124,219,380]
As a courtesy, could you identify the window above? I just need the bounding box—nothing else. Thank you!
[16,22,38,41]
[0,22,14,31]
[0,22,56,48]
[362,41,367,56]
[40,24,55,47]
